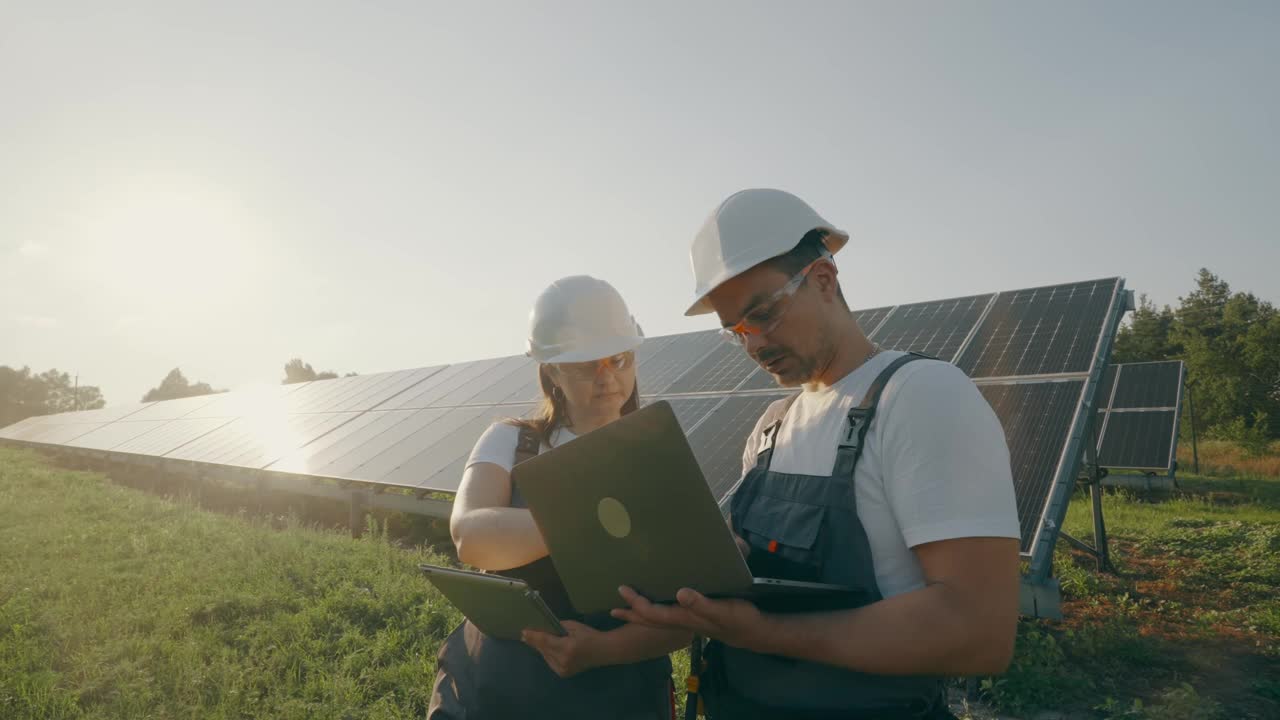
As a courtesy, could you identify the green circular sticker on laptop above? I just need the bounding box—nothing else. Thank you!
[597,497,632,539]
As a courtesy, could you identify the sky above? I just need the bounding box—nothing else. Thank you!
[2,1,1277,406]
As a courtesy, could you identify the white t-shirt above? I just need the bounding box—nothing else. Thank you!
[737,351,1020,599]
[466,422,578,473]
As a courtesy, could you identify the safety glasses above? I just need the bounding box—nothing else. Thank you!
[718,253,831,346]
[553,351,635,381]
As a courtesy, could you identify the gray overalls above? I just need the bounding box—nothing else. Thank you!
[428,426,673,720]
[703,353,953,719]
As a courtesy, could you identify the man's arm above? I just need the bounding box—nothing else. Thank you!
[615,535,1018,676]
[763,536,1019,675]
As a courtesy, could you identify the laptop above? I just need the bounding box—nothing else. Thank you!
[511,400,857,615]
[420,564,565,641]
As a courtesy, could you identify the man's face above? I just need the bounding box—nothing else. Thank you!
[706,260,836,387]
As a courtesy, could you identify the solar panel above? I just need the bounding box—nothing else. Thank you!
[123,394,223,421]
[1097,411,1178,471]
[380,357,508,410]
[687,393,791,502]
[183,383,304,419]
[268,408,445,479]
[854,305,894,336]
[350,406,493,482]
[10,422,107,445]
[662,396,727,434]
[978,380,1086,553]
[414,406,532,495]
[1094,361,1184,472]
[393,404,534,491]
[634,334,678,367]
[65,420,170,451]
[957,278,1120,378]
[636,331,721,394]
[664,342,761,394]
[433,356,529,407]
[464,358,539,405]
[43,403,150,424]
[0,415,43,440]
[165,412,359,468]
[112,417,237,457]
[868,294,993,362]
[1108,361,1182,409]
[220,413,360,468]
[283,367,447,414]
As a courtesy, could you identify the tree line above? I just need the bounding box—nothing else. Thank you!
[1112,268,1280,451]
[0,358,355,427]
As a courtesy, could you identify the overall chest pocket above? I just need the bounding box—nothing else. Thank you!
[738,494,827,583]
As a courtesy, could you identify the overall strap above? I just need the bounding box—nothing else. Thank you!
[513,425,541,465]
[753,393,800,470]
[831,352,932,482]
[508,425,541,507]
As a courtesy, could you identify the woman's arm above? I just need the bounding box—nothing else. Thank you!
[450,462,549,570]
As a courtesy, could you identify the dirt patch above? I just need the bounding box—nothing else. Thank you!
[1054,540,1279,717]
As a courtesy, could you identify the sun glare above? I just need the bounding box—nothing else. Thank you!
[232,383,305,463]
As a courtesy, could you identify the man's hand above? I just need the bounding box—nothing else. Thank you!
[522,621,606,678]
[612,586,774,651]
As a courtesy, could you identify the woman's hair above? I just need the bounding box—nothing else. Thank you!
[508,363,641,446]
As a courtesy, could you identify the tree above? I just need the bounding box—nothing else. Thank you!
[1112,294,1179,364]
[282,358,351,384]
[38,369,106,413]
[0,365,105,426]
[1175,270,1279,438]
[141,368,225,402]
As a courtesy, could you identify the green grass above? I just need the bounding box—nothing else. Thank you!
[0,447,461,719]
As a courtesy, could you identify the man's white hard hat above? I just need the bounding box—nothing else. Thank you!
[685,188,848,316]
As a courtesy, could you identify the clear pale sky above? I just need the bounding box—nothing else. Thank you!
[3,1,1277,406]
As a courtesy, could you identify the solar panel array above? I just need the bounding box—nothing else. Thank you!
[0,277,1127,580]
[1094,361,1185,473]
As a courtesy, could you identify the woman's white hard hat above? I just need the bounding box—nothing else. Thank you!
[685,188,849,316]
[526,275,645,364]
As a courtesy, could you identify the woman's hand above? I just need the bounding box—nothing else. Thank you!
[522,621,607,678]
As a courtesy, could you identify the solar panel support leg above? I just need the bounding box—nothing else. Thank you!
[1057,530,1095,556]
[1018,577,1061,620]
[193,468,205,505]
[255,476,268,515]
[1081,441,1112,573]
[1187,380,1201,474]
[350,490,369,539]
[1090,484,1111,572]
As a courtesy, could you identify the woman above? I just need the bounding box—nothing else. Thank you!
[428,275,689,720]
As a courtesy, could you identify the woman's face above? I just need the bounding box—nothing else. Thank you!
[549,352,637,421]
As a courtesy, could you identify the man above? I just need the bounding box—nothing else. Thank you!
[614,189,1021,719]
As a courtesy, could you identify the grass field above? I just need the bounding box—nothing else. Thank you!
[1,443,1277,719]
[0,447,460,719]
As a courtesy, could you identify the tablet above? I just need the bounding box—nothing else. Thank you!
[420,564,566,641]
